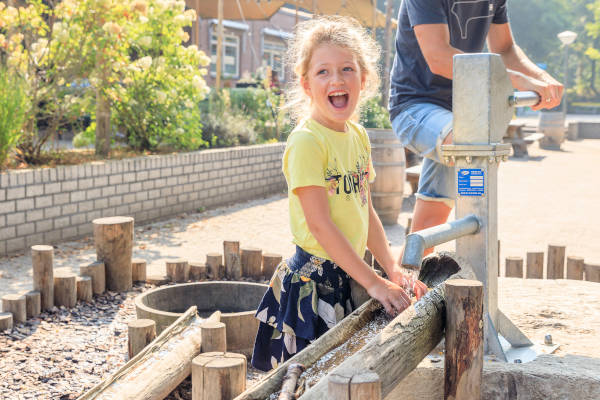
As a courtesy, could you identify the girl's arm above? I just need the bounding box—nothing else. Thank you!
[295,185,410,315]
[366,192,428,300]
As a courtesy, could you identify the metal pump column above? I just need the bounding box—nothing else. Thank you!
[441,53,538,360]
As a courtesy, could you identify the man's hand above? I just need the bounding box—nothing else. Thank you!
[509,70,563,111]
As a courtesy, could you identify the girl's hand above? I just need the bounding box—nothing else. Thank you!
[366,276,411,316]
[387,266,428,301]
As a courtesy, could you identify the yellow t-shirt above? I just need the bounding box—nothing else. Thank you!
[283,118,376,260]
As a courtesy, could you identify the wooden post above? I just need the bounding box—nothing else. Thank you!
[0,312,13,331]
[206,253,223,280]
[566,256,584,280]
[80,261,106,295]
[225,253,241,280]
[329,370,381,400]
[241,247,262,279]
[192,352,246,400]
[54,272,77,308]
[279,363,306,400]
[444,279,483,400]
[77,276,93,302]
[547,244,566,279]
[32,244,54,311]
[128,319,157,359]
[93,216,134,291]
[497,240,501,277]
[381,0,394,109]
[262,253,282,279]
[363,249,373,267]
[2,294,26,324]
[526,251,544,279]
[166,259,189,283]
[190,262,208,281]
[505,256,523,278]
[224,241,240,279]
[23,290,41,318]
[132,259,147,282]
[201,321,227,353]
[215,0,224,90]
[584,263,600,283]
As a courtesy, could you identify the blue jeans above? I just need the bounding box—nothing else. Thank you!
[392,103,455,207]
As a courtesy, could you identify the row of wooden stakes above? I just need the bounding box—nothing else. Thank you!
[501,243,600,282]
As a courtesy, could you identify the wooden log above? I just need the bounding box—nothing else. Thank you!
[54,272,77,308]
[224,240,240,279]
[547,244,566,279]
[290,253,475,400]
[206,253,223,280]
[79,308,221,400]
[0,312,13,331]
[23,290,41,319]
[526,251,544,279]
[278,363,306,400]
[363,249,373,267]
[584,263,600,283]
[166,259,189,283]
[200,321,227,353]
[80,261,106,295]
[192,352,246,400]
[444,279,483,400]
[132,259,147,283]
[2,294,26,324]
[328,370,381,400]
[146,274,170,286]
[93,216,134,292]
[128,319,157,359]
[32,244,54,311]
[225,253,242,281]
[77,276,93,302]
[505,256,523,278]
[241,247,262,279]
[262,253,282,279]
[190,262,208,281]
[566,256,584,280]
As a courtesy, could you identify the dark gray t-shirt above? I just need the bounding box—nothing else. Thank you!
[389,0,508,120]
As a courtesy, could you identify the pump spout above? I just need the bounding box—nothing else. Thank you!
[401,214,481,269]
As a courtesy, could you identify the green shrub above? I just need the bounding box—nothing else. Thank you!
[0,67,29,167]
[201,111,257,148]
[360,95,392,129]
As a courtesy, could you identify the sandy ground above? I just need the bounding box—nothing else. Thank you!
[1,138,599,358]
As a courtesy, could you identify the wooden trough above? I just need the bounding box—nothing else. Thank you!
[236,252,475,400]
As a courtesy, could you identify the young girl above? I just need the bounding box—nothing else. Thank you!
[251,16,427,372]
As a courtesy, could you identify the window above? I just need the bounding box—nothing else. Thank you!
[210,32,240,78]
[262,38,286,82]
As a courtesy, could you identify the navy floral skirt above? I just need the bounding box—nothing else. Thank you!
[251,246,354,371]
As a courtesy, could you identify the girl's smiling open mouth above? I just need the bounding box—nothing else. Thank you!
[328,90,349,109]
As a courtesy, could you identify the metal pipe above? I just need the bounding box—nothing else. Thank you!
[401,214,481,269]
[508,91,540,108]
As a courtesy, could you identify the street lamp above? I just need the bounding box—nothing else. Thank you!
[557,30,577,119]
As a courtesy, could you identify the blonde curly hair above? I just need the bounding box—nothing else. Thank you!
[284,15,381,122]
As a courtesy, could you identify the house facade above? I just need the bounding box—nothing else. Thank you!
[191,7,311,87]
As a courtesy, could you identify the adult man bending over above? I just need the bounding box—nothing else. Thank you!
[389,0,563,260]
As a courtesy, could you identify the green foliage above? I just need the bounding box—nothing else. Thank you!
[360,95,392,129]
[73,122,96,149]
[0,67,28,166]
[201,112,257,148]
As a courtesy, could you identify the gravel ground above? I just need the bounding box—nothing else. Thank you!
[0,138,599,398]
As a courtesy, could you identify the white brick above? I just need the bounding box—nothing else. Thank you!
[0,227,16,241]
[17,222,35,236]
[148,169,160,179]
[123,172,135,183]
[123,193,136,203]
[26,185,44,197]
[102,186,116,197]
[53,193,70,205]
[0,201,16,214]
[148,189,160,199]
[35,195,53,208]
[71,213,86,226]
[6,237,25,253]
[135,192,148,202]
[36,220,53,233]
[116,205,129,215]
[109,196,123,207]
[94,176,108,187]
[130,182,142,192]
[109,175,123,185]
[61,227,77,239]
[78,224,93,236]
[26,209,44,222]
[25,233,44,248]
[7,212,25,225]
[94,198,108,209]
[142,181,154,190]
[79,178,94,190]
[86,188,101,200]
[71,190,86,202]
[44,182,61,194]
[44,230,61,244]
[61,180,78,192]
[17,198,34,211]
[7,187,25,200]
[0,189,4,202]
[54,216,70,229]
[61,204,78,215]
[79,200,94,212]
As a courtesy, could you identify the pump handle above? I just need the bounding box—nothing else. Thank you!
[508,91,540,108]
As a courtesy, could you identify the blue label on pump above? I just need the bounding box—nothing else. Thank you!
[457,169,484,196]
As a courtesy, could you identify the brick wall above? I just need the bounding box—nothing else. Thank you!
[0,143,286,256]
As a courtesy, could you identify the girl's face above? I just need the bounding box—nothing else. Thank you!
[302,43,365,132]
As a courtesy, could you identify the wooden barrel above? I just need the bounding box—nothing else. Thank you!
[367,129,406,225]
[537,111,565,149]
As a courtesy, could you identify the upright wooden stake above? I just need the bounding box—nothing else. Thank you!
[566,256,584,280]
[329,370,381,400]
[166,259,189,283]
[54,272,77,308]
[93,216,134,291]
[77,276,93,302]
[23,290,41,319]
[526,251,544,279]
[190,262,208,281]
[262,253,282,279]
[224,241,240,279]
[505,256,523,278]
[2,294,26,324]
[381,0,394,108]
[584,263,600,283]
[215,0,223,90]
[200,321,227,353]
[128,319,157,359]
[547,244,566,279]
[32,245,54,311]
[192,352,246,400]
[80,261,106,294]
[132,258,147,282]
[241,247,262,279]
[0,312,13,331]
[206,253,223,280]
[444,279,483,400]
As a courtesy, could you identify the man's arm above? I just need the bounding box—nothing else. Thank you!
[487,23,563,110]
[413,23,460,80]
